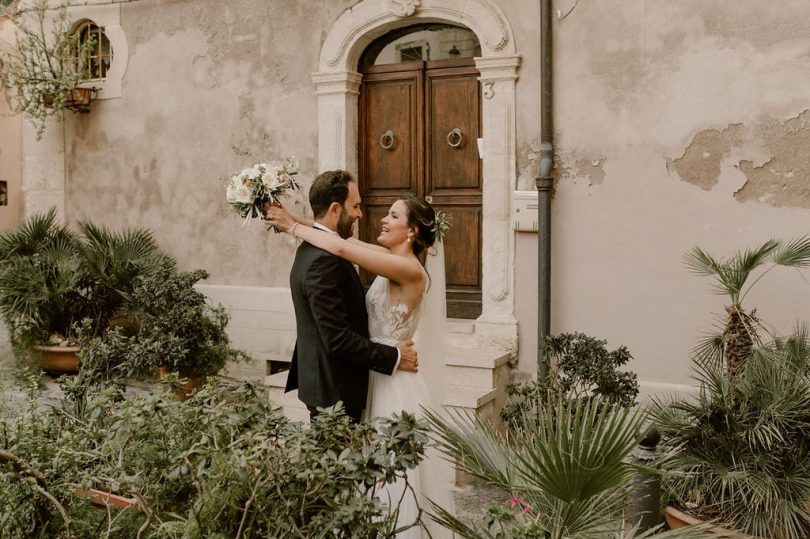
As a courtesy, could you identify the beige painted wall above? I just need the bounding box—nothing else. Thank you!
[22,0,810,392]
[514,0,810,392]
[0,18,21,232]
[63,0,356,285]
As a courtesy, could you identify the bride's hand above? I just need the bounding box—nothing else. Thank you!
[264,204,296,234]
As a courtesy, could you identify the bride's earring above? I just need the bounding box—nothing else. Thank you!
[407,234,413,243]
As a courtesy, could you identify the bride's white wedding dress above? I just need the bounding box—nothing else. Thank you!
[366,273,455,539]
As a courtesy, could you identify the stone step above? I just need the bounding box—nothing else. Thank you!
[446,318,475,334]
[444,347,511,390]
[268,369,498,413]
[443,385,498,409]
[266,371,309,422]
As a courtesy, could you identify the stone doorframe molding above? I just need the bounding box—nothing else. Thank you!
[313,0,521,350]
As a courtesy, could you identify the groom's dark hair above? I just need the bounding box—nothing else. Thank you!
[309,170,354,219]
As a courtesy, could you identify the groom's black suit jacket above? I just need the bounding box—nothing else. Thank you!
[284,236,398,412]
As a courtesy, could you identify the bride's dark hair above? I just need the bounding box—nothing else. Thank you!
[402,195,437,258]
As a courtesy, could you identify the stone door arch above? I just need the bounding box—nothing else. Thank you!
[313,0,520,348]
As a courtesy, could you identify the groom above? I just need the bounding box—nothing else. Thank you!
[282,170,418,423]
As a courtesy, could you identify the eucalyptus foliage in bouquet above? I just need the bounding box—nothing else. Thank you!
[225,159,301,223]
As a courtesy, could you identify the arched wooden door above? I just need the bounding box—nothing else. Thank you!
[358,56,482,319]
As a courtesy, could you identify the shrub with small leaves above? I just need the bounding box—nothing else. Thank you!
[0,378,433,538]
[77,265,249,385]
[501,332,639,430]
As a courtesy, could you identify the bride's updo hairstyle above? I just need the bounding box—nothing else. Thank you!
[402,195,437,257]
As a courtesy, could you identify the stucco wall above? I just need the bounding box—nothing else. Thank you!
[0,18,21,233]
[63,0,355,285]
[33,0,810,391]
[515,1,810,391]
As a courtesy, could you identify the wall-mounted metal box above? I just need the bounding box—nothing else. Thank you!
[512,190,538,232]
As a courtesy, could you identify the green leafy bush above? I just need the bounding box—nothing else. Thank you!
[77,266,248,384]
[500,332,638,430]
[0,379,433,538]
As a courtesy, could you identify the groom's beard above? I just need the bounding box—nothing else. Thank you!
[336,208,356,239]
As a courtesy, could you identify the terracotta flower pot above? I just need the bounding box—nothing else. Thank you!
[75,487,137,510]
[33,345,80,374]
[158,367,199,400]
[663,506,756,538]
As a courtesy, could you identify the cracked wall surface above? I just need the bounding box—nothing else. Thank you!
[736,111,810,207]
[515,0,810,388]
[667,111,810,208]
[666,124,743,191]
[15,0,810,391]
[64,0,356,286]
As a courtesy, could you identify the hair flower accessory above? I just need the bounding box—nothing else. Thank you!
[224,158,301,226]
[432,210,451,243]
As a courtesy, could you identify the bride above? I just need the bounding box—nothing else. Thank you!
[266,195,454,539]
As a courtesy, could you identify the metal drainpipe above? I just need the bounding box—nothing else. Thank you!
[536,0,554,379]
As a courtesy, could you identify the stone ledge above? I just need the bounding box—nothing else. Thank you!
[443,386,498,409]
[446,348,510,369]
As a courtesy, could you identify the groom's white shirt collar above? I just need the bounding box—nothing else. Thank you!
[312,222,339,236]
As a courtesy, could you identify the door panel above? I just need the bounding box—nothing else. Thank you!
[359,60,482,318]
[439,205,480,287]
[425,64,482,318]
[359,66,423,287]
[364,77,418,194]
[427,70,481,192]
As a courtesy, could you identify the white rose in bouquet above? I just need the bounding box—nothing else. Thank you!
[224,158,301,225]
[226,183,253,204]
[262,169,283,191]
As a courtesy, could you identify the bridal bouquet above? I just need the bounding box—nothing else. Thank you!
[225,159,301,222]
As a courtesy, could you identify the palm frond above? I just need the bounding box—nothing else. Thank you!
[691,330,723,368]
[423,407,517,492]
[771,235,810,267]
[683,246,724,278]
[427,400,653,537]
[721,239,779,301]
[517,400,643,503]
[0,208,74,261]
[732,239,780,275]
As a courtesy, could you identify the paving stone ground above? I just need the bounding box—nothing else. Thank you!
[0,323,503,531]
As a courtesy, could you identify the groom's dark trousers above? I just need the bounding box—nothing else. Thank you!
[285,237,398,422]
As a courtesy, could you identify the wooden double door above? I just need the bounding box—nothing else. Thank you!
[359,58,482,319]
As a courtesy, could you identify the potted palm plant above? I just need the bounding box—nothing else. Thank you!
[0,210,89,372]
[651,238,810,538]
[0,209,171,374]
[653,330,810,538]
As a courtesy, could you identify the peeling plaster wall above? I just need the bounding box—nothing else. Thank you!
[46,0,810,392]
[64,0,355,286]
[515,0,810,390]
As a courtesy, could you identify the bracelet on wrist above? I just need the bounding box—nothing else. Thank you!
[290,222,299,236]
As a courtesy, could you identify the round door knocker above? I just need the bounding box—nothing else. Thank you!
[380,130,395,150]
[447,128,463,148]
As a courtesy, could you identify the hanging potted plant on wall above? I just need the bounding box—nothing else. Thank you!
[0,0,97,139]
